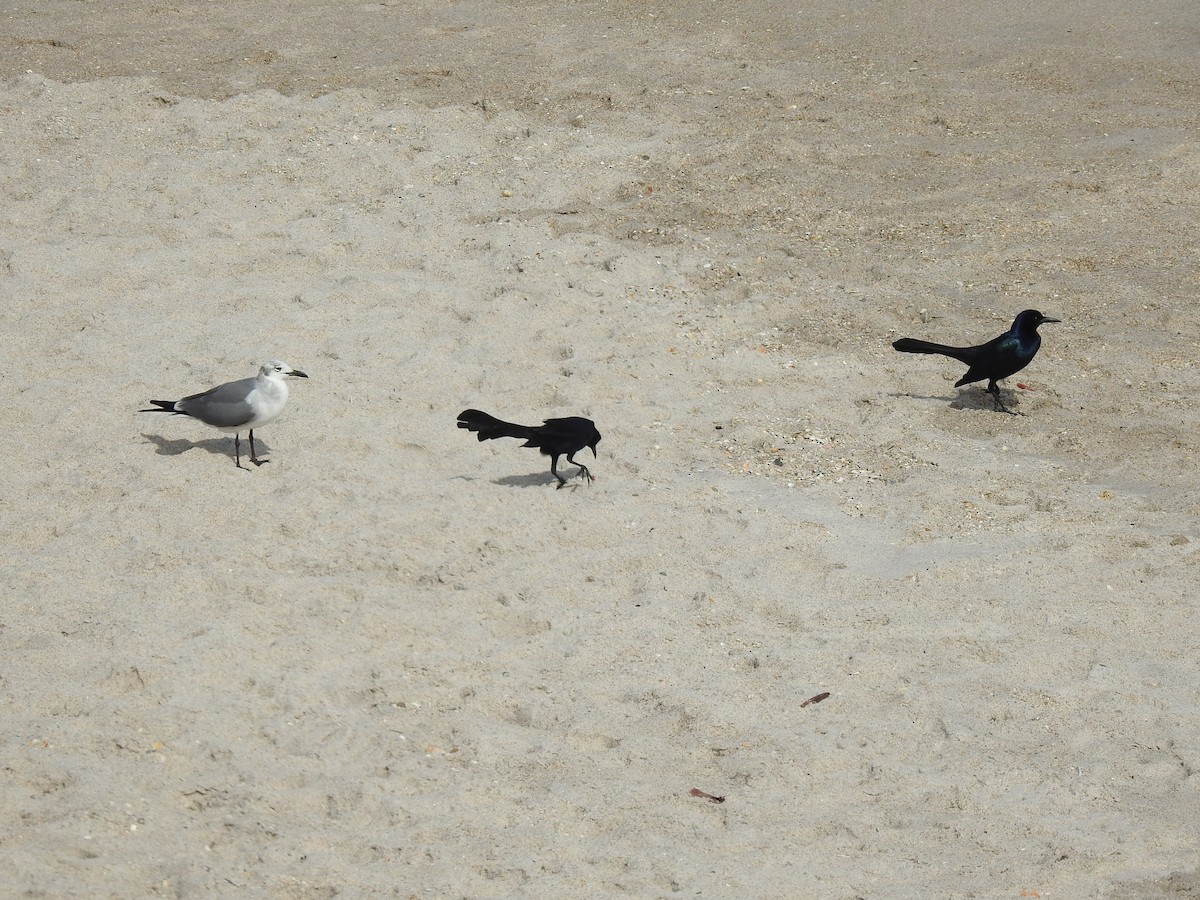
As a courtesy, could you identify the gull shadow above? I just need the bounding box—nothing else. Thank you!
[141,432,272,461]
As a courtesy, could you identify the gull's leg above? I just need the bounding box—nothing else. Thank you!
[234,433,248,469]
[250,429,269,466]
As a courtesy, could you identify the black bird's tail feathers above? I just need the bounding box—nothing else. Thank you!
[456,409,534,442]
[891,338,979,367]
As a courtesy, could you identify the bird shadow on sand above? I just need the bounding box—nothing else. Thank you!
[493,470,591,489]
[141,433,272,462]
[887,389,1023,414]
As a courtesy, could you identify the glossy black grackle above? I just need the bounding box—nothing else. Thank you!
[892,309,1060,412]
[457,409,601,487]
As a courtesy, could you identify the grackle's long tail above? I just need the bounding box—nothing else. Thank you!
[456,409,534,442]
[891,338,978,367]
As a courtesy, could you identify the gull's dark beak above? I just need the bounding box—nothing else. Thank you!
[290,369,309,378]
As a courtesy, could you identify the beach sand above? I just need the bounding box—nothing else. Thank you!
[2,1,1198,896]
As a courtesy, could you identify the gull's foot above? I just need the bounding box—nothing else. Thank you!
[252,457,270,467]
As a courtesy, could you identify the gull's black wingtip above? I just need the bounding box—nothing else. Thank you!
[140,400,178,413]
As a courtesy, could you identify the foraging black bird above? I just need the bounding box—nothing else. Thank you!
[892,309,1060,412]
[457,408,601,488]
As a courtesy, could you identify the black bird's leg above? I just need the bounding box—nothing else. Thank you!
[550,454,568,489]
[249,429,269,466]
[567,452,594,485]
[987,381,1016,415]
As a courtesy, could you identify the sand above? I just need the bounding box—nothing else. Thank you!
[2,1,1198,896]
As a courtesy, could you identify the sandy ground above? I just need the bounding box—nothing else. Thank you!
[2,1,1199,896]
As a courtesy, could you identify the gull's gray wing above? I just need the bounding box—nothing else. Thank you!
[177,376,258,428]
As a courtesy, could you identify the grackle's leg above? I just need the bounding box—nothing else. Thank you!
[567,452,594,484]
[988,381,1016,415]
[550,454,568,489]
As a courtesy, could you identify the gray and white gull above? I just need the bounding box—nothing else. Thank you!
[142,359,308,468]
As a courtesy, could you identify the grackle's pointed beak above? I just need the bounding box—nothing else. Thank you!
[1041,316,1061,324]
[590,444,598,458]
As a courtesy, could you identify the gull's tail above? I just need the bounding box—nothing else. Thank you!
[456,409,533,442]
[140,400,184,414]
[892,338,978,367]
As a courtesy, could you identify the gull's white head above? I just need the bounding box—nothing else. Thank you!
[259,360,309,380]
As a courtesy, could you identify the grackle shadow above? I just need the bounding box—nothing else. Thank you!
[889,388,1023,414]
[494,470,583,489]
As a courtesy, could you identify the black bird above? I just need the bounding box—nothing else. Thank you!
[457,409,601,488]
[892,309,1060,412]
